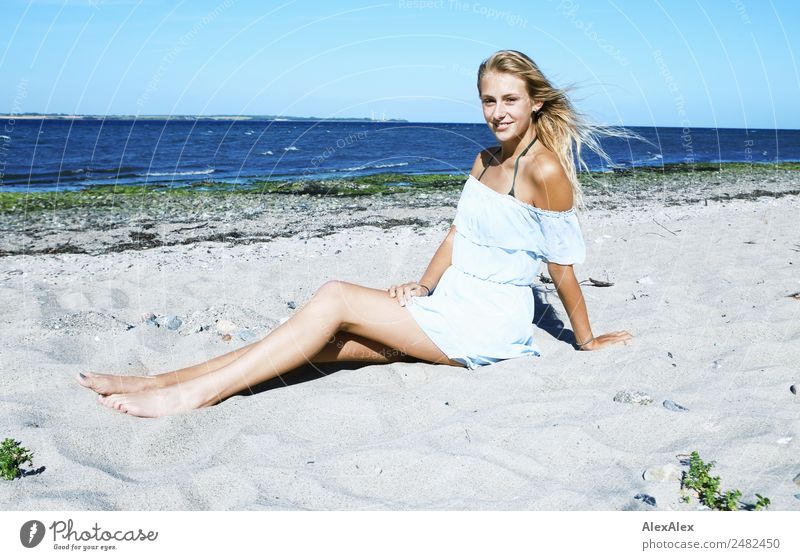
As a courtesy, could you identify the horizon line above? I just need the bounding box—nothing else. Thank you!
[0,113,795,131]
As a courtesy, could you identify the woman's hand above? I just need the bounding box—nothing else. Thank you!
[387,282,430,307]
[577,331,633,350]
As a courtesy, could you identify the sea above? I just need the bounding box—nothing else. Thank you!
[0,119,798,192]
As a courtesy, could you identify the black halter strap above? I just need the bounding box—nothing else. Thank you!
[477,136,538,197]
[511,136,538,196]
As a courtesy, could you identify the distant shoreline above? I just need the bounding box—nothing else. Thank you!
[1,116,797,130]
[0,114,408,122]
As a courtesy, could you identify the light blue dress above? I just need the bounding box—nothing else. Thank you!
[406,139,586,369]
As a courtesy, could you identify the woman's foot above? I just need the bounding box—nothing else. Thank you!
[76,372,161,396]
[97,379,216,418]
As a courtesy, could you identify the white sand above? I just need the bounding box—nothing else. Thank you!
[1,194,798,510]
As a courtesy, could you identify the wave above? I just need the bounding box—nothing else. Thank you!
[339,162,409,172]
[0,165,141,182]
[141,168,215,177]
[0,135,10,140]
[283,146,299,151]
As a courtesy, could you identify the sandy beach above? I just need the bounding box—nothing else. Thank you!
[1,165,798,510]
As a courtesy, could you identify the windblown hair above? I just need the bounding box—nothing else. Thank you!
[477,50,640,210]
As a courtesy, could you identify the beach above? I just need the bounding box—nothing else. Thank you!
[1,164,798,510]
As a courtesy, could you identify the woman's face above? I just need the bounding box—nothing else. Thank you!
[479,71,539,141]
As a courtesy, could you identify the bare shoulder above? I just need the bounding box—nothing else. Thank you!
[525,149,574,211]
[469,147,500,178]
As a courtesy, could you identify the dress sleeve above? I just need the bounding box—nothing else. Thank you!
[536,210,586,265]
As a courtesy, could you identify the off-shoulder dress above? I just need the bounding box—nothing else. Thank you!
[406,137,586,369]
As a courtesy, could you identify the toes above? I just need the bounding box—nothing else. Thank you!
[76,372,92,387]
[98,394,125,412]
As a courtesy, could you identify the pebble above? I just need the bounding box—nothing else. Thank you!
[793,473,800,487]
[633,493,657,507]
[141,312,157,326]
[215,319,238,333]
[287,300,297,309]
[238,329,259,342]
[791,384,797,395]
[795,493,800,501]
[642,464,683,483]
[712,360,722,369]
[663,399,689,412]
[613,390,653,405]
[155,314,182,330]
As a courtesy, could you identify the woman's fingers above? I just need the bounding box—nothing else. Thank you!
[389,282,427,306]
[598,331,633,346]
[579,331,634,351]
[400,285,414,306]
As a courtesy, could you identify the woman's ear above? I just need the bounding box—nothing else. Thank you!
[532,99,544,113]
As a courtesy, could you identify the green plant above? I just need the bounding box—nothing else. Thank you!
[0,438,34,481]
[680,451,769,511]
[754,494,771,511]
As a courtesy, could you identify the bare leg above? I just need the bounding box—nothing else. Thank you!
[98,281,464,417]
[78,331,412,396]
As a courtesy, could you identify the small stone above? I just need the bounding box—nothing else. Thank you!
[238,329,259,342]
[712,360,722,369]
[215,319,238,333]
[663,399,689,412]
[221,334,232,342]
[287,300,297,309]
[793,473,800,487]
[643,464,683,483]
[634,493,657,507]
[141,312,157,325]
[155,314,181,329]
[794,493,800,501]
[613,390,653,405]
[791,384,798,395]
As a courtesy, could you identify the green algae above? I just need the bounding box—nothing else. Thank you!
[1,161,798,215]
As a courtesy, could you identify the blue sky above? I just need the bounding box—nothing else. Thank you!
[1,0,798,128]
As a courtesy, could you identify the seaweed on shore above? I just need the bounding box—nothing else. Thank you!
[1,162,799,216]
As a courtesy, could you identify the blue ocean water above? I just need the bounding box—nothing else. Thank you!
[0,119,798,192]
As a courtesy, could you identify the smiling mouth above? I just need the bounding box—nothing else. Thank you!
[495,122,512,130]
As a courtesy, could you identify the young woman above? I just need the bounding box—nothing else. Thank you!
[77,49,632,417]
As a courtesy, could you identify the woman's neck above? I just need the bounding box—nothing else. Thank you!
[498,128,537,162]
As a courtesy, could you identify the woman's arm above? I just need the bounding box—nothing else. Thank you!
[418,225,456,293]
[388,225,455,306]
[548,262,633,350]
[547,262,593,345]
[528,151,632,350]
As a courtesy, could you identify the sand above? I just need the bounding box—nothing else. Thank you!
[1,176,799,510]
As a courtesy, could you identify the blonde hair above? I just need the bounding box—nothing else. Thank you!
[477,49,641,210]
